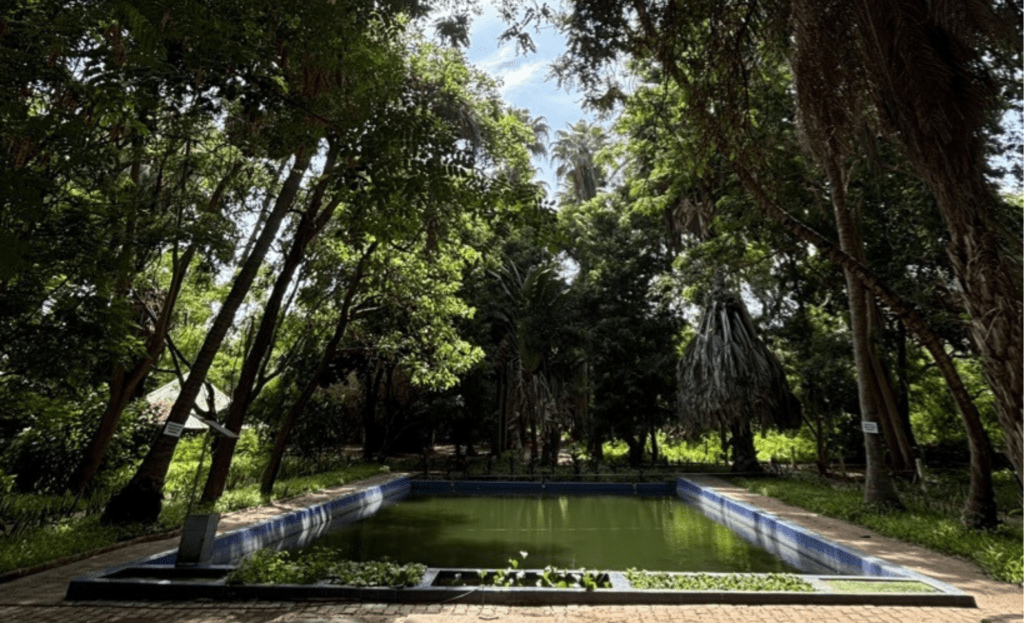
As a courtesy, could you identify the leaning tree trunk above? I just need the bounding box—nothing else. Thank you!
[102,150,312,526]
[70,261,186,495]
[200,145,342,504]
[260,321,354,496]
[70,157,241,494]
[260,242,375,495]
[846,0,1023,485]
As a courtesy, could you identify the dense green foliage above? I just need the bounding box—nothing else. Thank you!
[0,0,1019,584]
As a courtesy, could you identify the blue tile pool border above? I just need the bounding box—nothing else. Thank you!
[65,474,975,607]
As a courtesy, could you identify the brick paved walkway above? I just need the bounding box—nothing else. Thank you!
[1,474,1020,623]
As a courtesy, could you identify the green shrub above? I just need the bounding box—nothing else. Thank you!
[601,430,817,465]
[227,547,425,586]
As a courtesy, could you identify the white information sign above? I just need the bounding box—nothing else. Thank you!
[861,421,879,434]
[163,422,185,438]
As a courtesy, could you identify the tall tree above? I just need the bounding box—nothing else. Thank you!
[542,0,1022,481]
[531,0,1018,510]
[789,0,1022,480]
[100,0,455,525]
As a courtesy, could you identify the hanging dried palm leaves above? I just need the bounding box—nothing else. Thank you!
[677,287,802,435]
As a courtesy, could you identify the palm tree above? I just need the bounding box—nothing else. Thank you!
[498,109,549,188]
[511,108,550,160]
[492,261,576,464]
[677,286,802,472]
[550,121,608,204]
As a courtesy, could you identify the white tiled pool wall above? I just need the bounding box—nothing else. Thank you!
[675,479,912,577]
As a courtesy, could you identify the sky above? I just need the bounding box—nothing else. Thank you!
[460,3,599,197]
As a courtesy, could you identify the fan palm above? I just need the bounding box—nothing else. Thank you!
[511,108,550,159]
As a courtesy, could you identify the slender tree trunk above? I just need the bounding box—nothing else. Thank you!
[200,146,342,504]
[493,369,505,455]
[361,364,386,462]
[865,303,915,471]
[828,164,903,507]
[625,435,644,467]
[259,242,376,494]
[70,191,209,493]
[102,150,313,525]
[261,309,358,493]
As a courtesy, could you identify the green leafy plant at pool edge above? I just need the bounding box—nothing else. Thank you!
[624,570,814,592]
[475,551,611,590]
[227,547,425,586]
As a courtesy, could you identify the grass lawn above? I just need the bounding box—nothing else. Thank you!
[0,462,386,576]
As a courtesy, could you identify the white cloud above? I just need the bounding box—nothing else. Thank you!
[497,60,546,94]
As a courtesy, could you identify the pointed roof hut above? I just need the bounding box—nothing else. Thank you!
[145,379,231,431]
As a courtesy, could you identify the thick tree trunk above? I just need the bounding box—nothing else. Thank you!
[842,264,903,507]
[851,0,1023,484]
[728,422,762,473]
[102,150,312,525]
[942,209,1023,483]
[200,146,342,504]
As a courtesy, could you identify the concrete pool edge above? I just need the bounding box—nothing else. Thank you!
[64,474,976,607]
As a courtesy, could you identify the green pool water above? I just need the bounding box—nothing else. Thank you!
[302,495,801,573]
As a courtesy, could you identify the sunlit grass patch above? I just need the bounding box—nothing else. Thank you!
[823,579,936,593]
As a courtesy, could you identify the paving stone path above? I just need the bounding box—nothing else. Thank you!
[1,473,1020,623]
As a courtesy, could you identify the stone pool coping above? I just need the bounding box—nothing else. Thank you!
[64,475,975,607]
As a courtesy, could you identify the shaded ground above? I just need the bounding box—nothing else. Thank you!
[0,473,1019,623]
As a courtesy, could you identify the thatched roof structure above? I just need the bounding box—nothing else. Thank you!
[677,288,802,433]
[145,379,231,431]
